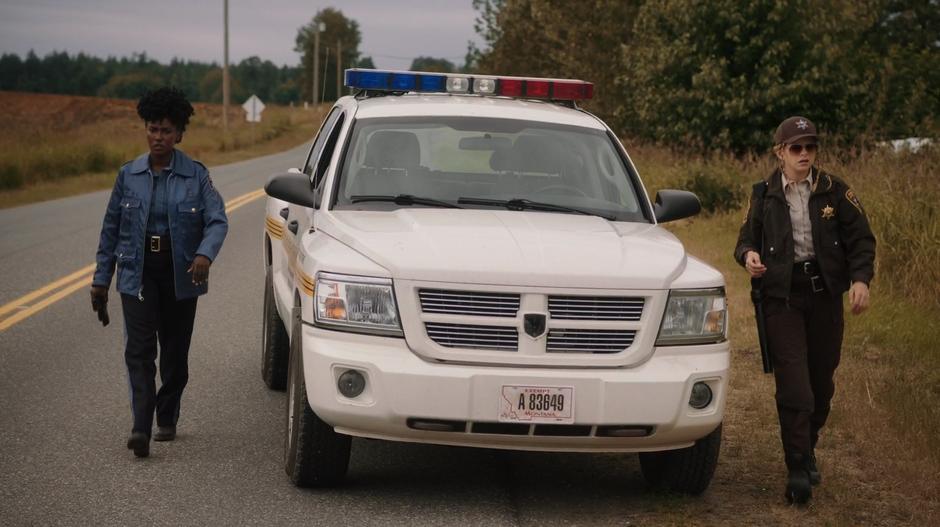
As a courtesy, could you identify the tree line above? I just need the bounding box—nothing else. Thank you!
[0,50,306,105]
[0,7,468,107]
[468,0,939,152]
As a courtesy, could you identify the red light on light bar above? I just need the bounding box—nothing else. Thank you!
[553,81,593,100]
[526,80,551,98]
[499,79,523,97]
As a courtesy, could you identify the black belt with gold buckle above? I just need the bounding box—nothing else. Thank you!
[148,235,170,253]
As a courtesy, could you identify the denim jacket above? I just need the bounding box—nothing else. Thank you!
[93,149,228,299]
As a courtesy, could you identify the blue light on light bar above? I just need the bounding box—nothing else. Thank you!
[345,69,389,90]
[345,69,447,93]
[418,75,446,92]
[390,74,416,91]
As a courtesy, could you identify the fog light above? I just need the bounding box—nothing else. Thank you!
[337,370,366,398]
[689,382,713,409]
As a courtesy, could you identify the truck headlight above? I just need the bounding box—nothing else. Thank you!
[655,288,726,346]
[315,272,403,336]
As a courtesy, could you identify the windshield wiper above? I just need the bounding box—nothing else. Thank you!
[457,197,615,220]
[350,194,463,209]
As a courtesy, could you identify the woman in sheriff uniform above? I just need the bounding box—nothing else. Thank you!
[734,116,876,504]
[90,87,228,458]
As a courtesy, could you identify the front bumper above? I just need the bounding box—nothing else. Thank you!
[302,324,729,452]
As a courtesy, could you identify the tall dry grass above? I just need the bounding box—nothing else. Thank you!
[0,91,329,196]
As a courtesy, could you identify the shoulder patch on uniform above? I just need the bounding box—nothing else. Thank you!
[845,188,863,212]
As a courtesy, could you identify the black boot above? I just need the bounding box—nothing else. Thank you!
[785,453,812,504]
[807,453,821,486]
[126,432,150,458]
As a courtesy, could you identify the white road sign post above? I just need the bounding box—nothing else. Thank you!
[242,94,265,144]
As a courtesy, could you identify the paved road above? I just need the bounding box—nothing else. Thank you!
[0,146,667,526]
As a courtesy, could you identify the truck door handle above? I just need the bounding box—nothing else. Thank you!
[279,207,289,220]
[287,220,299,234]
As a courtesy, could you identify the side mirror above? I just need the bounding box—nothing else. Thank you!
[265,172,314,208]
[654,189,701,223]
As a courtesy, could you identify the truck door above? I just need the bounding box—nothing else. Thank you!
[281,108,346,297]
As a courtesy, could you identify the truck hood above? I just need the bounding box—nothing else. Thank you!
[318,209,686,289]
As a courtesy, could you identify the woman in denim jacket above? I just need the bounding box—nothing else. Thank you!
[90,87,228,458]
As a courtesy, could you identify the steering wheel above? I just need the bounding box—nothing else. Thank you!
[532,184,590,198]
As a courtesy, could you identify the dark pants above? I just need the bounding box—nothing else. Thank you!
[121,250,198,436]
[764,272,844,469]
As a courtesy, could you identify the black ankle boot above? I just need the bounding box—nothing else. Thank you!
[807,454,821,486]
[786,467,812,504]
[784,452,813,504]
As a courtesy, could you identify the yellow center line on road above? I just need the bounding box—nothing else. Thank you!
[0,275,93,332]
[0,263,96,318]
[0,187,266,333]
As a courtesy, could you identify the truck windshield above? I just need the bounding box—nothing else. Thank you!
[333,116,649,222]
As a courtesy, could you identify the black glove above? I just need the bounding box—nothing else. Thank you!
[90,286,110,327]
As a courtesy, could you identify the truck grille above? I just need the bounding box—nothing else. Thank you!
[548,296,644,321]
[419,289,520,317]
[546,329,637,354]
[425,322,518,351]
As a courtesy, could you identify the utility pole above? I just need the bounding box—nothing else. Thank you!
[222,0,230,136]
[312,21,324,106]
[336,39,342,99]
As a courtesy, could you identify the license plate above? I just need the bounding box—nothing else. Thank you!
[498,385,574,424]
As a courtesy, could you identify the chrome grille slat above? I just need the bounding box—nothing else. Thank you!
[547,329,636,354]
[426,322,518,351]
[419,289,520,317]
[548,296,644,321]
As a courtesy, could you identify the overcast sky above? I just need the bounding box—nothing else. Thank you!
[0,0,481,70]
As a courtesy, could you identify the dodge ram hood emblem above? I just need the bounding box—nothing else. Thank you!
[523,313,547,338]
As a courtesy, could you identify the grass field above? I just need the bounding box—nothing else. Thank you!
[0,91,330,208]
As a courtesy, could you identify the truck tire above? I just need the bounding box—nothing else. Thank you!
[639,423,721,495]
[284,306,351,487]
[261,266,289,390]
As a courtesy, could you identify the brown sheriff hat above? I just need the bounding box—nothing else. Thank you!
[774,116,818,144]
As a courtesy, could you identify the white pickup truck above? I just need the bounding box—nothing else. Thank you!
[261,69,729,494]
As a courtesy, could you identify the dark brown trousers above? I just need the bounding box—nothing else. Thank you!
[763,276,844,469]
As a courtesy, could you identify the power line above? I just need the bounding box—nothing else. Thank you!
[361,52,467,61]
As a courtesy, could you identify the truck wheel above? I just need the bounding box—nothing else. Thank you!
[284,307,351,487]
[261,266,289,390]
[639,423,721,495]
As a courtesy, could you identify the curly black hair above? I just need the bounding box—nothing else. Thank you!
[136,86,195,134]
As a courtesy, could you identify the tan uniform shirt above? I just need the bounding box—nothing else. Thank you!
[782,170,816,262]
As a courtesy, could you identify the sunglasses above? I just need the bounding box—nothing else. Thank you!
[787,143,818,154]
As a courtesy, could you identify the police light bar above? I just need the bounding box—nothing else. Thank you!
[344,69,593,101]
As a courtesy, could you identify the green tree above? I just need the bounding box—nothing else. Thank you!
[409,56,456,73]
[622,0,939,151]
[97,72,164,99]
[357,56,376,69]
[470,1,643,118]
[0,54,23,91]
[294,8,362,103]
[198,68,246,103]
